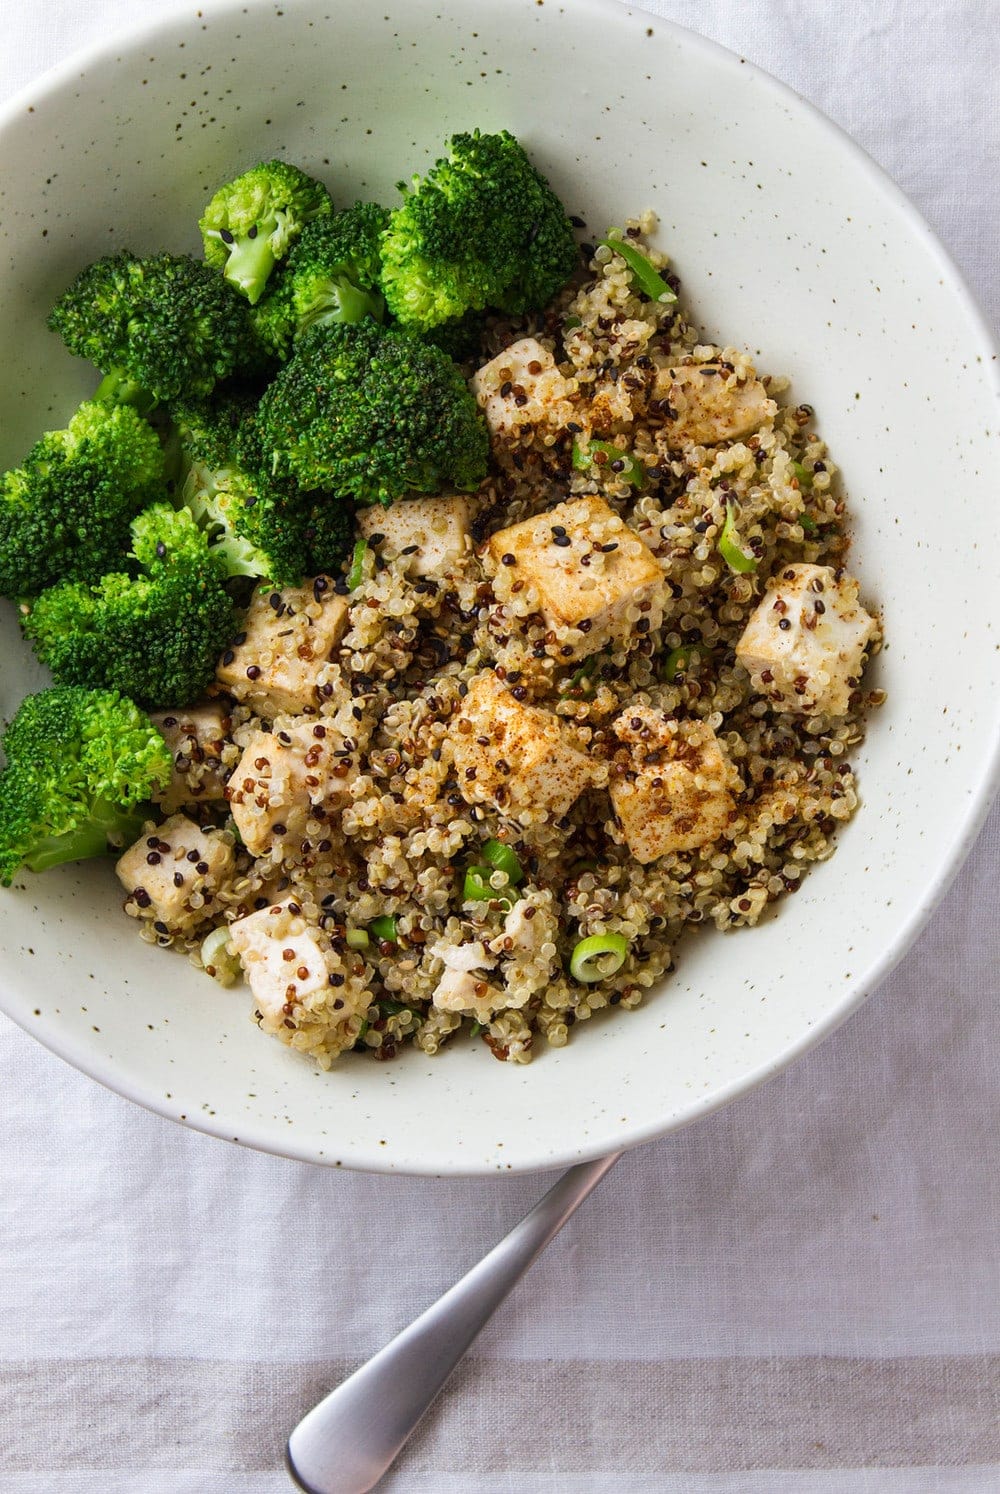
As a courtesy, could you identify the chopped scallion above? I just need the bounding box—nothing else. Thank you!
[368,915,397,943]
[717,500,758,574]
[662,645,699,682]
[798,512,819,535]
[345,927,370,950]
[600,234,678,304]
[347,537,368,590]
[482,838,523,886]
[569,932,629,983]
[791,460,814,489]
[572,437,644,487]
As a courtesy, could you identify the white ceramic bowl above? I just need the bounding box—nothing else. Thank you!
[1,0,998,1176]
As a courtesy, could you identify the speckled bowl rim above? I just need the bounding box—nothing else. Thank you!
[0,0,998,1175]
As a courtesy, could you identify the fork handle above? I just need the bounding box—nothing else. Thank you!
[286,1150,622,1494]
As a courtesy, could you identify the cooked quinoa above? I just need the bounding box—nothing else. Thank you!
[116,217,883,1068]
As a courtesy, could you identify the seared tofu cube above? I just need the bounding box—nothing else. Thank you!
[736,563,878,716]
[451,673,593,822]
[150,701,232,811]
[116,813,235,932]
[653,361,775,449]
[216,579,349,721]
[229,898,370,1066]
[356,495,472,578]
[488,495,665,659]
[471,337,575,439]
[610,707,737,862]
[226,718,358,857]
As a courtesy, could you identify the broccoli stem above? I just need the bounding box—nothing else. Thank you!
[297,278,384,334]
[94,368,158,416]
[221,224,279,305]
[21,797,146,873]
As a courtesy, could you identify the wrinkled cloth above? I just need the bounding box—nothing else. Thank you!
[1,2,999,1490]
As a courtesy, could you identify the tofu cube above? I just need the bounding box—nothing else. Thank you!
[471,337,574,439]
[356,494,472,578]
[229,898,370,1065]
[216,579,349,721]
[609,707,737,862]
[653,362,776,448]
[116,813,235,932]
[488,495,665,660]
[451,673,593,821]
[429,939,504,1021]
[227,718,358,857]
[149,701,232,811]
[736,563,878,716]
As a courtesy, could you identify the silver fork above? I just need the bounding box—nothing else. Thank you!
[286,1150,622,1493]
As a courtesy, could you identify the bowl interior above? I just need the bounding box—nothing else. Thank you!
[0,0,998,1174]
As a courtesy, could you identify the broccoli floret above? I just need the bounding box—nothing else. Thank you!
[22,505,238,708]
[171,391,354,585]
[419,307,489,364]
[251,202,389,360]
[0,686,172,885]
[48,250,260,409]
[0,400,166,599]
[199,160,333,306]
[243,321,488,506]
[380,130,580,332]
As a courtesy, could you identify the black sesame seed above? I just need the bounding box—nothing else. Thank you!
[272,823,287,836]
[222,650,235,666]
[186,849,200,862]
[173,873,185,888]
[146,851,161,865]
[219,227,234,244]
[196,861,209,875]
[553,534,572,548]
[600,542,619,553]
[778,618,792,631]
[155,541,167,559]
[501,552,517,566]
[247,223,258,239]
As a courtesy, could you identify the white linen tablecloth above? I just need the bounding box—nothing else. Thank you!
[2,2,998,1489]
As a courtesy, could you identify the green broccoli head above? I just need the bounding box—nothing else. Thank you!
[48,250,260,408]
[0,400,166,599]
[171,390,354,586]
[0,686,172,885]
[22,504,238,709]
[250,202,389,360]
[199,160,334,305]
[380,130,580,332]
[242,321,488,505]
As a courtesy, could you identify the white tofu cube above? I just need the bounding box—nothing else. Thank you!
[216,578,349,721]
[116,813,235,931]
[488,495,665,660]
[609,707,737,862]
[736,563,878,716]
[471,337,574,439]
[653,362,776,448]
[356,495,472,578]
[451,673,593,821]
[229,898,370,1064]
[149,701,232,811]
[429,939,504,1020]
[226,718,358,856]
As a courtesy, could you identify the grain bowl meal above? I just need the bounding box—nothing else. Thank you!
[0,131,882,1068]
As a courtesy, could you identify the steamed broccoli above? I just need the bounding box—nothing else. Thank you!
[48,250,260,410]
[199,160,333,305]
[380,130,580,332]
[22,505,238,708]
[171,391,354,585]
[243,321,488,506]
[0,686,172,885]
[251,202,388,360]
[0,400,166,599]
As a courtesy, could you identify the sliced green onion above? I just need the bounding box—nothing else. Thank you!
[791,460,814,490]
[463,865,494,902]
[569,932,629,983]
[200,925,242,986]
[662,645,699,682]
[345,927,370,951]
[717,500,758,574]
[482,839,523,886]
[600,234,678,303]
[561,654,600,697]
[469,1020,484,1038]
[369,915,397,943]
[563,314,582,330]
[347,537,368,590]
[572,437,644,488]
